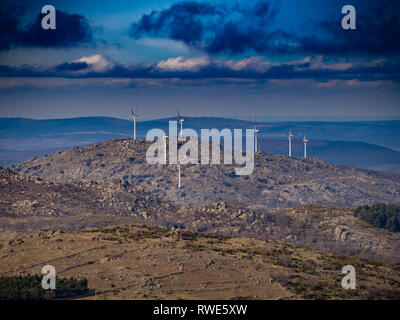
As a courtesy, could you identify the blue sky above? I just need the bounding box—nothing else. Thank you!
[0,0,399,120]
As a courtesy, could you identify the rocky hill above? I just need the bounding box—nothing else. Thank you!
[0,167,174,219]
[13,138,400,210]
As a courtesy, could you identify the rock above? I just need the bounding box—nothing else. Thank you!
[100,257,110,264]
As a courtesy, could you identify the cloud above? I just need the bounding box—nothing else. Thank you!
[1,54,399,86]
[130,1,222,44]
[0,7,93,50]
[130,0,282,55]
[55,54,115,74]
[156,56,210,71]
[56,62,89,72]
[298,2,400,57]
[293,56,354,72]
[221,57,274,72]
[72,54,115,73]
[130,1,400,57]
[0,7,21,51]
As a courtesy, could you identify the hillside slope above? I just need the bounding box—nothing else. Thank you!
[2,224,400,300]
[2,167,400,262]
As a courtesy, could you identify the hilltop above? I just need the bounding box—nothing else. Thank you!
[13,138,400,210]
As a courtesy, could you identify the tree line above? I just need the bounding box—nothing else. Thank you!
[0,274,90,300]
[355,203,400,232]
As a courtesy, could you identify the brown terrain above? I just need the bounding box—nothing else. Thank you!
[1,225,400,300]
[1,138,400,299]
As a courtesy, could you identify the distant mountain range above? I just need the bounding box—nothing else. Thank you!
[258,139,400,172]
[1,117,400,171]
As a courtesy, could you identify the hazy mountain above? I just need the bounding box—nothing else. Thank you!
[259,139,400,172]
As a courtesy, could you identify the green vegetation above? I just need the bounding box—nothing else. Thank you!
[0,275,90,300]
[355,204,400,232]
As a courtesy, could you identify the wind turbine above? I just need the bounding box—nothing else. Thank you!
[163,135,168,164]
[131,106,140,140]
[177,108,184,137]
[303,135,308,159]
[288,130,293,157]
[254,117,259,152]
[177,154,189,189]
[177,160,181,189]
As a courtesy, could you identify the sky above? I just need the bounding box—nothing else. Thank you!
[0,0,399,120]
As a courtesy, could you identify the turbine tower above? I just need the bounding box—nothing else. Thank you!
[131,106,139,140]
[163,135,168,164]
[177,108,184,137]
[303,135,308,159]
[254,117,259,152]
[177,161,181,189]
[288,130,293,157]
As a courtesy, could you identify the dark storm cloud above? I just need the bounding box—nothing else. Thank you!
[18,10,93,47]
[130,0,285,55]
[130,1,400,56]
[131,1,221,44]
[297,3,400,56]
[0,7,22,51]
[0,7,93,50]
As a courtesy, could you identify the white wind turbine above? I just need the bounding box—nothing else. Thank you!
[163,135,168,164]
[131,106,140,140]
[177,153,190,189]
[288,130,293,157]
[254,117,259,152]
[303,135,308,158]
[177,160,181,189]
[177,108,184,137]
